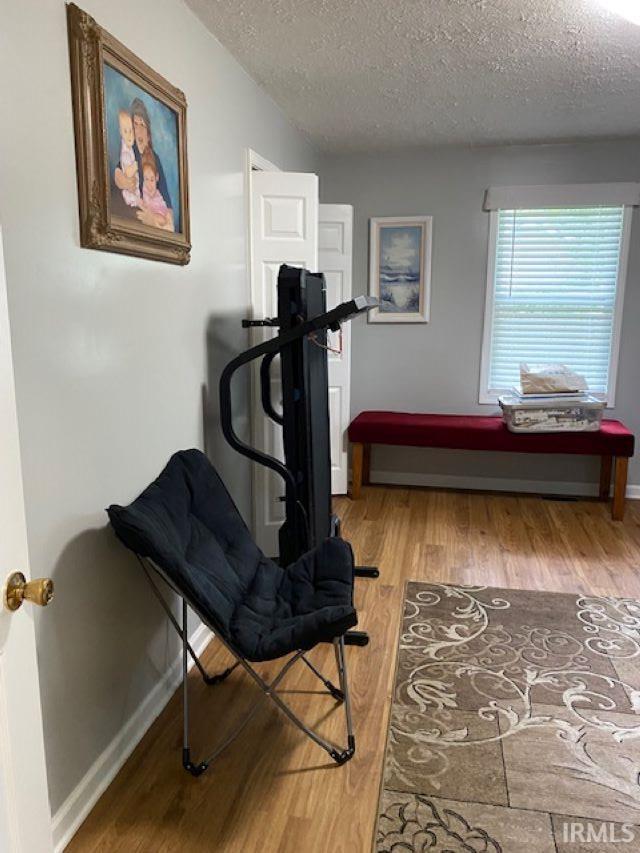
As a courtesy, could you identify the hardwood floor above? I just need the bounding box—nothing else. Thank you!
[67,487,640,853]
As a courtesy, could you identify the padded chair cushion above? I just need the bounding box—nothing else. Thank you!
[107,450,357,661]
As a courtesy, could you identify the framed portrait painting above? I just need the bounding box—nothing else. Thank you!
[368,216,432,323]
[67,3,190,264]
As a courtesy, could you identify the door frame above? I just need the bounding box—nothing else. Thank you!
[318,204,353,495]
[244,149,280,537]
[244,147,281,322]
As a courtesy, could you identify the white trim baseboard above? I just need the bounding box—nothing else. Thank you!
[368,469,640,499]
[51,622,214,852]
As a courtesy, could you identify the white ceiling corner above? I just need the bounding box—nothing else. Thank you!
[186,0,640,152]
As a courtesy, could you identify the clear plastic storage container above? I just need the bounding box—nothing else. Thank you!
[498,395,605,433]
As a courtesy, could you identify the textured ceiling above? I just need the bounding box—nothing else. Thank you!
[186,0,640,152]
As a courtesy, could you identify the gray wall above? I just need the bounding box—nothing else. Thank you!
[320,141,640,489]
[0,0,316,814]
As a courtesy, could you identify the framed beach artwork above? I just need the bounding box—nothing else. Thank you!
[67,3,190,265]
[368,216,432,323]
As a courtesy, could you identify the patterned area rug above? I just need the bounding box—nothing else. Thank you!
[376,582,640,852]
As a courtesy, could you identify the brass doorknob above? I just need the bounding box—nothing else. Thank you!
[4,572,54,612]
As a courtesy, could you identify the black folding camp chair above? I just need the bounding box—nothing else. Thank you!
[107,449,357,776]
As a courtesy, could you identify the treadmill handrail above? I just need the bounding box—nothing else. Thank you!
[260,352,284,427]
[219,295,378,494]
[220,351,295,496]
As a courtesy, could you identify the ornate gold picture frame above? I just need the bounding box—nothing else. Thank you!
[67,3,191,265]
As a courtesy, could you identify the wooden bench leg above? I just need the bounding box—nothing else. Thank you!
[599,455,613,500]
[612,456,628,521]
[351,442,364,500]
[362,443,371,486]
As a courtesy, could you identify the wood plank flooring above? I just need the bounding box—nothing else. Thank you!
[66,487,640,852]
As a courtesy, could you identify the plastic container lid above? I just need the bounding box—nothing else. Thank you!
[498,394,605,410]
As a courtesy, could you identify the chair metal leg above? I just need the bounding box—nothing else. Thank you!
[199,650,303,768]
[188,642,357,772]
[301,652,344,701]
[182,598,208,776]
[240,653,345,759]
[141,556,356,773]
[139,557,238,685]
[334,637,355,761]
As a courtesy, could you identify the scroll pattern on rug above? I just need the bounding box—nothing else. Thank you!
[376,583,640,852]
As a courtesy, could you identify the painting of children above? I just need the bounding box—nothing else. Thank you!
[103,63,181,233]
[118,110,140,208]
[140,150,172,230]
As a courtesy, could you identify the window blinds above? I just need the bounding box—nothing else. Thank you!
[487,206,625,395]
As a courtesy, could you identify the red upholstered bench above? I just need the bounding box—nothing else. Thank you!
[348,411,635,520]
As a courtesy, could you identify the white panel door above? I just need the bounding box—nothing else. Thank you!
[319,205,353,495]
[250,171,319,556]
[0,228,53,853]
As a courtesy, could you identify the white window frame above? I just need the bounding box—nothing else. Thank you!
[479,193,634,407]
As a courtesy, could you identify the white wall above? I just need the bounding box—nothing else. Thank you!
[320,141,640,491]
[0,0,316,820]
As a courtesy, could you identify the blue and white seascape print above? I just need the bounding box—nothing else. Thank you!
[378,225,422,313]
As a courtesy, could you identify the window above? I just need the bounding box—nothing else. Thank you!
[480,184,636,405]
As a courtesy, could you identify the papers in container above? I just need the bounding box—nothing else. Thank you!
[499,394,605,432]
[519,363,589,396]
